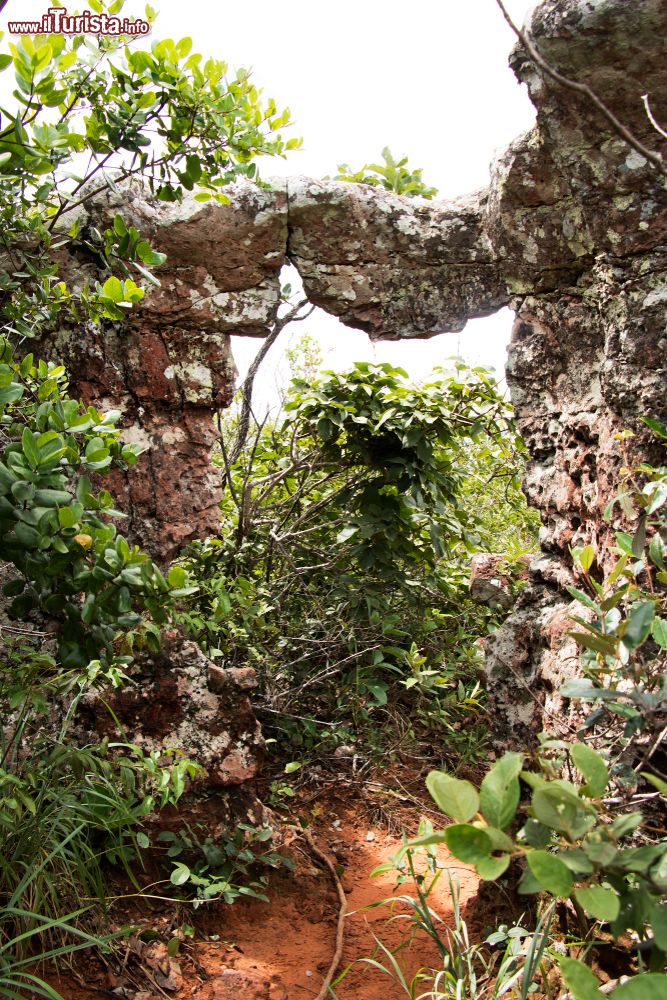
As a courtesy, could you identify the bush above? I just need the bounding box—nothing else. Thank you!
[177,362,537,754]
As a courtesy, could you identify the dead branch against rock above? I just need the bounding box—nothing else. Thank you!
[494,0,667,176]
[227,297,314,467]
[300,828,347,1000]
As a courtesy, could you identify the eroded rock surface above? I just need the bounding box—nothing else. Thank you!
[77,629,265,788]
[50,0,666,741]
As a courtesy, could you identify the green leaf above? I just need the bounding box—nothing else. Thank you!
[652,617,667,649]
[102,276,123,302]
[522,818,552,848]
[526,851,573,896]
[652,903,667,952]
[570,744,608,798]
[565,585,599,611]
[170,863,191,886]
[284,761,302,774]
[21,427,40,468]
[113,213,127,237]
[426,772,479,822]
[532,784,595,838]
[640,416,667,439]
[559,957,603,1000]
[650,535,666,570]
[575,885,620,922]
[443,824,492,864]
[578,545,596,573]
[479,752,524,830]
[476,854,510,880]
[560,679,606,701]
[569,630,617,656]
[610,812,643,837]
[612,974,667,1000]
[642,773,667,797]
[559,848,595,874]
[622,601,655,652]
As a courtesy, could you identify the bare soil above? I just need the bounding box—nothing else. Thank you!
[41,773,491,1000]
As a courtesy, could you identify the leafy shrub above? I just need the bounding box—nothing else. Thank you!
[0,0,299,340]
[158,822,291,906]
[562,425,666,750]
[177,362,536,753]
[0,348,197,977]
[334,147,438,199]
[0,344,188,668]
[398,424,667,995]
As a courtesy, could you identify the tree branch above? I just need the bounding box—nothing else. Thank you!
[495,0,667,176]
[227,298,314,466]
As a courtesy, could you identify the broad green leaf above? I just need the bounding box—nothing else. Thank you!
[622,601,655,651]
[652,903,667,951]
[476,854,510,880]
[522,818,551,848]
[21,427,40,468]
[559,849,595,874]
[652,617,667,648]
[613,974,667,1000]
[426,772,479,822]
[559,957,603,1000]
[610,812,643,837]
[575,885,620,922]
[532,784,595,838]
[526,851,573,896]
[577,545,596,573]
[443,824,492,864]
[479,751,524,830]
[570,744,608,797]
[170,863,191,886]
[102,276,123,302]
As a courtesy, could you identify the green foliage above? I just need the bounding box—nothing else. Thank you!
[0,0,299,340]
[334,146,438,199]
[404,738,666,987]
[337,856,552,1000]
[0,5,297,986]
[177,362,535,753]
[0,342,197,973]
[0,344,188,670]
[561,437,666,746]
[0,637,199,985]
[157,822,290,906]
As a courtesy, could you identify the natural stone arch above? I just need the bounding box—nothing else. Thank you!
[48,0,666,741]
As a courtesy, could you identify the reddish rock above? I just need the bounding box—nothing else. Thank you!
[39,0,667,744]
[77,630,264,788]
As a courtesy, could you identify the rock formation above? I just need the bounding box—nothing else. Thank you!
[50,0,666,742]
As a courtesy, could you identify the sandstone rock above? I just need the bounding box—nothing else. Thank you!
[77,629,264,788]
[38,0,667,743]
[469,553,528,611]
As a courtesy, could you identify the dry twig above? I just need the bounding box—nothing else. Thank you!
[301,829,347,1000]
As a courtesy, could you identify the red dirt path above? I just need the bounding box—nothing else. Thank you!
[45,791,482,1000]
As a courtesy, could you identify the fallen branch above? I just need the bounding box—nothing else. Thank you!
[301,828,347,1000]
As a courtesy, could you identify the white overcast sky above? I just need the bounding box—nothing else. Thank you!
[1,0,538,407]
